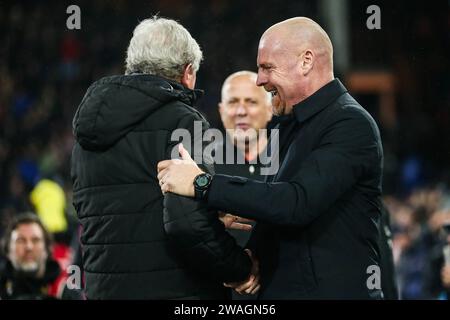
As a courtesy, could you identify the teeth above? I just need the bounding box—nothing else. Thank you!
[270,90,278,97]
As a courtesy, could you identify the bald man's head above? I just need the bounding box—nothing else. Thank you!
[219,70,272,144]
[263,17,333,73]
[221,71,271,105]
[256,17,335,115]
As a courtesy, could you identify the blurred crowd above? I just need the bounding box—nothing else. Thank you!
[0,0,449,299]
[386,187,450,299]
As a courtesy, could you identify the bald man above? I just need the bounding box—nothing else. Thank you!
[215,72,272,247]
[158,17,385,299]
[218,71,272,170]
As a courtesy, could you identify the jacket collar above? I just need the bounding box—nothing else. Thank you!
[128,72,204,105]
[293,78,347,123]
[162,77,205,105]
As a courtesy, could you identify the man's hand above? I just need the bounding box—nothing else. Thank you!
[224,249,260,295]
[157,143,203,197]
[219,212,254,231]
[441,265,450,288]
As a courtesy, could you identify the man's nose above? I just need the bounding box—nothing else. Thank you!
[236,104,247,116]
[256,71,266,87]
[25,240,34,251]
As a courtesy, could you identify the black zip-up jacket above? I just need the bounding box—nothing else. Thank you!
[71,74,251,299]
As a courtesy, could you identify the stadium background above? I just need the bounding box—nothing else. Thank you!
[0,0,449,299]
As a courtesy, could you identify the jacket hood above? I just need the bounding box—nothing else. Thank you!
[73,74,203,151]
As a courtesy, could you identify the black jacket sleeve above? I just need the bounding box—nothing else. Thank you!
[162,112,252,283]
[207,108,382,227]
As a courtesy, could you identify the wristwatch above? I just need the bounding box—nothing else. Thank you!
[193,173,212,200]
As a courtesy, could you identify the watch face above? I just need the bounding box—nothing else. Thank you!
[197,175,209,187]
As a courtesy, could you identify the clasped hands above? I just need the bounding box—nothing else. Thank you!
[219,213,260,295]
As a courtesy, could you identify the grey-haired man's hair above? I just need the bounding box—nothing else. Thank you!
[125,16,203,81]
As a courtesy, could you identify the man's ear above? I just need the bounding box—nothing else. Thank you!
[181,63,196,89]
[300,50,314,76]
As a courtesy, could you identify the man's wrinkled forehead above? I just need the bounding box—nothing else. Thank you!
[259,30,283,50]
[11,223,44,241]
[222,74,256,97]
[258,31,296,61]
[223,75,270,101]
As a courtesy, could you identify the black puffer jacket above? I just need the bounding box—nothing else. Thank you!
[71,74,251,299]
